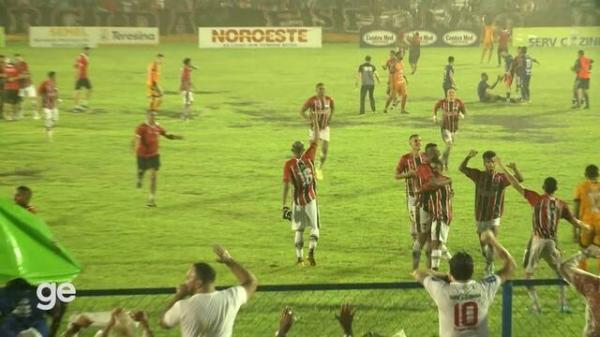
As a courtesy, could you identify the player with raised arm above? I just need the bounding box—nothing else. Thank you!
[559,252,600,337]
[133,110,183,207]
[300,82,334,180]
[147,54,164,112]
[432,88,465,170]
[414,230,516,337]
[497,157,591,313]
[443,56,455,97]
[459,150,523,274]
[282,114,320,266]
[73,47,91,112]
[396,134,426,269]
[574,164,600,271]
[571,50,593,109]
[180,58,196,121]
[384,52,409,114]
[37,71,59,140]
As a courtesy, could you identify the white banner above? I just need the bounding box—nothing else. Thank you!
[30,27,98,48]
[29,27,159,47]
[97,27,159,45]
[198,27,322,48]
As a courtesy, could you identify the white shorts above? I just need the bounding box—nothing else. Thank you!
[292,199,320,236]
[308,126,330,142]
[431,218,449,243]
[17,329,42,337]
[523,236,562,274]
[182,91,193,105]
[44,108,59,128]
[441,128,456,144]
[19,85,37,98]
[407,195,417,236]
[477,218,501,234]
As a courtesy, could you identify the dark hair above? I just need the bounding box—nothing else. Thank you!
[83,47,90,50]
[448,56,454,63]
[14,53,21,57]
[482,150,496,161]
[315,82,324,88]
[543,177,558,194]
[578,50,584,56]
[48,71,56,77]
[396,51,403,59]
[291,140,304,154]
[585,164,599,179]
[521,47,527,54]
[157,53,164,57]
[390,49,396,54]
[193,262,216,284]
[365,55,371,61]
[16,186,32,196]
[481,72,488,77]
[0,55,4,58]
[409,134,419,141]
[425,143,437,151]
[183,58,191,65]
[449,251,474,281]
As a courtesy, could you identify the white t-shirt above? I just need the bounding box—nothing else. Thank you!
[163,286,248,337]
[423,275,502,337]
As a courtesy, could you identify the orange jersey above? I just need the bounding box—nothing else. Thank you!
[483,25,494,43]
[574,180,600,223]
[147,61,160,86]
[393,62,405,85]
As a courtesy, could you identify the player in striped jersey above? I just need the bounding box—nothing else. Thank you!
[282,114,320,266]
[300,83,334,181]
[498,157,591,313]
[460,150,524,275]
[180,58,196,121]
[433,88,465,170]
[396,134,427,269]
[37,71,59,140]
[427,158,454,271]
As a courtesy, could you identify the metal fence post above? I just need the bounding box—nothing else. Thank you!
[502,281,513,337]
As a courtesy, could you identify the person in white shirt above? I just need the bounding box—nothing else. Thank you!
[160,245,258,337]
[413,230,516,337]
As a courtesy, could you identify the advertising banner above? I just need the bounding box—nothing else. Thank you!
[513,27,600,48]
[401,29,479,47]
[198,27,322,48]
[29,27,159,47]
[359,27,399,48]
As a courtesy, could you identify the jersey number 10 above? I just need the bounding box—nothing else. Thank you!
[454,302,478,328]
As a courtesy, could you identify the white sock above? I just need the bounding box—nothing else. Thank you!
[431,249,442,269]
[294,232,303,259]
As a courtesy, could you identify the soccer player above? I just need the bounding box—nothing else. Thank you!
[574,164,600,271]
[356,55,379,114]
[396,134,426,269]
[427,158,454,271]
[416,143,453,270]
[408,32,421,75]
[414,230,516,337]
[382,49,397,103]
[496,26,510,67]
[37,71,59,140]
[432,88,466,170]
[147,53,164,111]
[477,72,503,102]
[571,50,593,109]
[73,47,91,111]
[498,157,591,313]
[14,54,38,120]
[384,52,408,114]
[460,150,523,274]
[14,186,35,213]
[480,17,495,64]
[300,82,334,180]
[502,53,516,101]
[282,114,320,266]
[3,58,22,121]
[518,47,539,103]
[133,110,183,207]
[442,56,455,97]
[180,57,196,120]
[560,252,600,337]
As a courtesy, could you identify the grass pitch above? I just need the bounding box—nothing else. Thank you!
[0,43,598,336]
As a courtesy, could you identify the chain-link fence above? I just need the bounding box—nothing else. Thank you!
[62,280,586,337]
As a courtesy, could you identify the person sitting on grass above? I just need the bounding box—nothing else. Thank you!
[62,308,153,337]
[477,72,504,103]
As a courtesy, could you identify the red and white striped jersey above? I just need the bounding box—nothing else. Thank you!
[434,98,465,133]
[283,142,318,206]
[524,189,575,240]
[396,152,426,197]
[302,95,334,130]
[428,179,454,224]
[38,79,58,109]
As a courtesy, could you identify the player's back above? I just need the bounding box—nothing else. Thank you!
[577,180,600,223]
[424,275,502,337]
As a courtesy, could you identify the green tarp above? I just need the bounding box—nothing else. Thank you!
[0,199,80,285]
